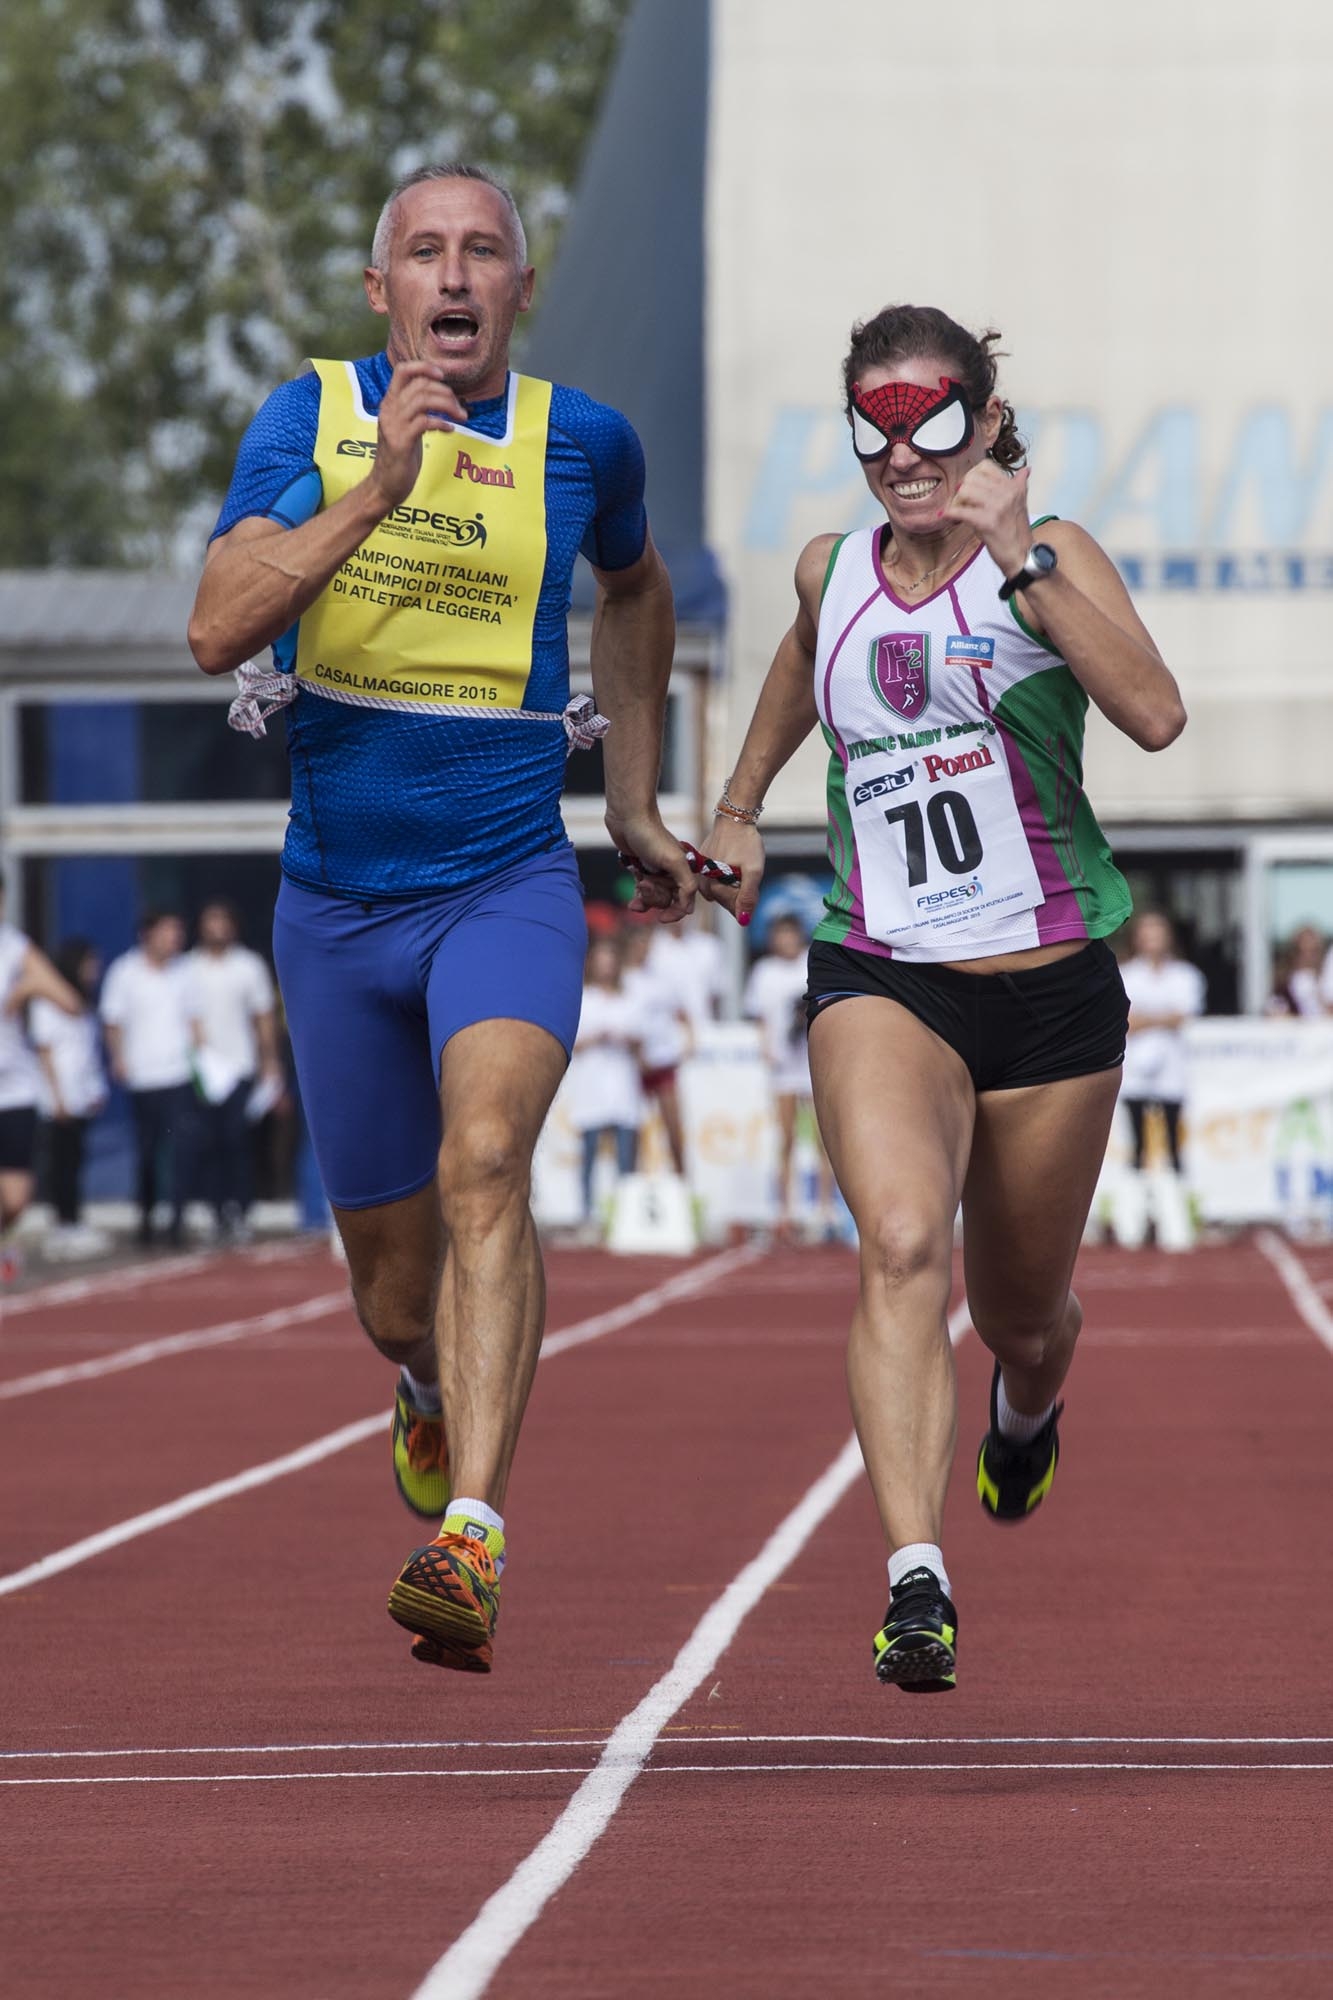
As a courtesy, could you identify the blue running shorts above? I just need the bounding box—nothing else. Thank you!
[273,846,587,1210]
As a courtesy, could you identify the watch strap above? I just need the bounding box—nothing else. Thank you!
[999,542,1056,601]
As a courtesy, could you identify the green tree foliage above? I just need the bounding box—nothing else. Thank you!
[0,0,630,564]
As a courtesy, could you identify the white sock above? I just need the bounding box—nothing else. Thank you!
[888,1543,950,1598]
[445,1496,505,1539]
[400,1365,441,1413]
[997,1375,1056,1443]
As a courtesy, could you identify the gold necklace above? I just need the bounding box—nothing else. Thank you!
[887,531,979,594]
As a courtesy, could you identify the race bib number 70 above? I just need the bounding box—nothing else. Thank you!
[845,733,1045,947]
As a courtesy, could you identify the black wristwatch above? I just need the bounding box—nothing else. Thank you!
[998,542,1058,601]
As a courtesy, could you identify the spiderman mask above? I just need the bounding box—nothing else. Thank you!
[850,377,976,463]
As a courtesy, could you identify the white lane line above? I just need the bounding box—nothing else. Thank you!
[0,1246,754,1599]
[662,1733,1333,1746]
[5,1761,1329,1790]
[656,1761,1333,1774]
[0,1291,351,1403]
[0,1413,390,1598]
[662,1731,1333,1746]
[0,1249,219,1314]
[0,1238,312,1317]
[541,1241,764,1361]
[0,1768,594,1788]
[411,1438,869,2000]
[6,1731,1329,1762]
[1256,1229,1333,1357]
[410,1294,972,2000]
[0,1740,563,1761]
[0,1241,765,1407]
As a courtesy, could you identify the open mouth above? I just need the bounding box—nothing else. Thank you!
[431,310,480,347]
[891,477,940,500]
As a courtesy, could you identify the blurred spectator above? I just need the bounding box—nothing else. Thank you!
[249,995,298,1205]
[101,911,194,1247]
[0,885,84,1280]
[584,900,623,940]
[648,918,726,1032]
[743,912,833,1239]
[1267,925,1328,1018]
[32,938,110,1259]
[622,920,692,1174]
[186,900,285,1242]
[566,934,643,1228]
[1120,912,1206,1175]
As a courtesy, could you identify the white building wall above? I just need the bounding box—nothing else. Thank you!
[706,0,1333,825]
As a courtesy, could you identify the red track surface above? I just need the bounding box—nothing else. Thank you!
[2,1233,1331,1998]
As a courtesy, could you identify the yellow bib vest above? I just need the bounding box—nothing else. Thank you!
[294,361,553,713]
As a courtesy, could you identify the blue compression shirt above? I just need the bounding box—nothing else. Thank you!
[211,353,648,899]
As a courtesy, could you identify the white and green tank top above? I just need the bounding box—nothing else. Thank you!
[812,525,1130,962]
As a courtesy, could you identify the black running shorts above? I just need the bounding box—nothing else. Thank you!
[0,1105,39,1171]
[805,939,1128,1092]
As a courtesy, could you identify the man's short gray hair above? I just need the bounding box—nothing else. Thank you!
[370,164,528,271]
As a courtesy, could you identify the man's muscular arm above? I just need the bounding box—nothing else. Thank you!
[588,533,696,921]
[188,362,466,676]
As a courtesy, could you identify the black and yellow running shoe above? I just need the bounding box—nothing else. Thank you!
[976,1361,1062,1521]
[872,1567,958,1693]
[387,1524,502,1673]
[390,1372,450,1520]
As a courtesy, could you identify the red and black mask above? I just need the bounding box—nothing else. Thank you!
[849,377,976,463]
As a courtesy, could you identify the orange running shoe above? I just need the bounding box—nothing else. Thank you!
[387,1524,502,1673]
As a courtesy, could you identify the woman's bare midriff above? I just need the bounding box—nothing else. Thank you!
[938,939,1088,976]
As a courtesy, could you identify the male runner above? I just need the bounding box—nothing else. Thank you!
[189,163,693,1672]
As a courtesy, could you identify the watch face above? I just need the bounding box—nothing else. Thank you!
[1028,542,1057,577]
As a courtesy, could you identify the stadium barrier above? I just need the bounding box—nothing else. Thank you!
[536,1019,1333,1243]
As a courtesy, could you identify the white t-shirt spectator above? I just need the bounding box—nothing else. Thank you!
[100,949,194,1090]
[184,945,275,1079]
[622,959,687,1071]
[566,988,644,1132]
[1120,957,1206,1104]
[1279,967,1325,1018]
[30,998,107,1119]
[0,923,42,1111]
[744,953,811,1096]
[1319,947,1333,1011]
[648,928,726,1031]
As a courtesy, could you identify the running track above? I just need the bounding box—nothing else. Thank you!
[2,1231,1331,1998]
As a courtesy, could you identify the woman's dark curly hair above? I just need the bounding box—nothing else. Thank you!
[53,936,97,995]
[842,305,1026,470]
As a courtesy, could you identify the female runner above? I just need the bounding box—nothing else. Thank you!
[703,305,1185,1690]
